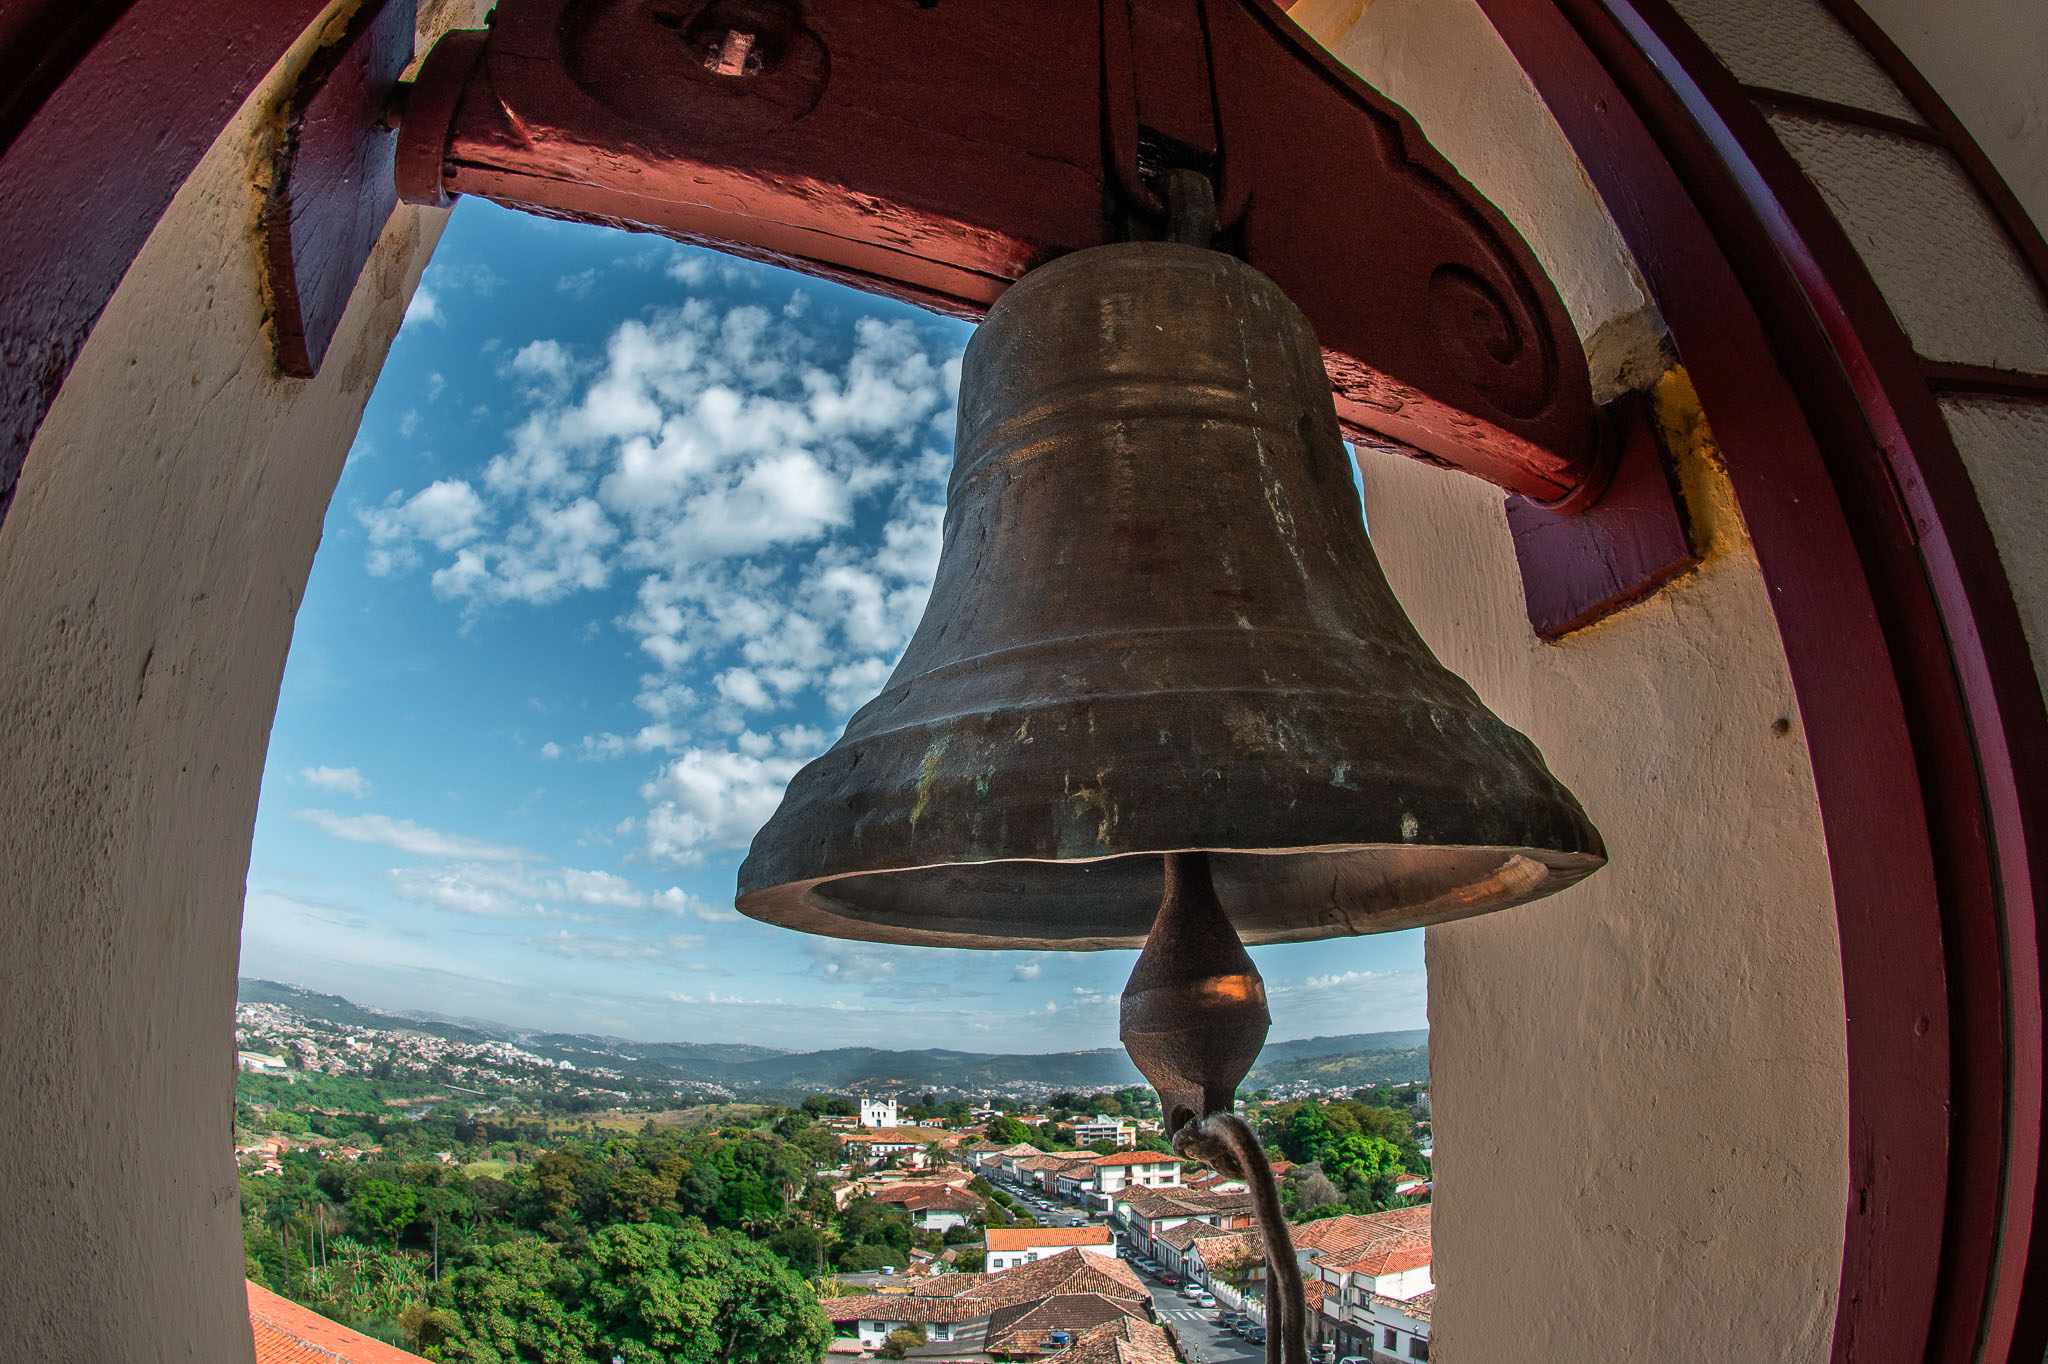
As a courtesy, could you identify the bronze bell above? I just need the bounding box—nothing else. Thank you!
[737,239,1604,951]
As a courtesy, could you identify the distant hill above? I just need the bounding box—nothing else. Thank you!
[238,978,1423,1095]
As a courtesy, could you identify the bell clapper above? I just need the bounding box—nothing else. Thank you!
[1120,851,1308,1364]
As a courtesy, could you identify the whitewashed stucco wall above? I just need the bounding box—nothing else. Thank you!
[0,1,481,1359]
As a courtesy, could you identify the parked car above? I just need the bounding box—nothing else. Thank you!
[1180,1284,1200,1299]
[1159,1272,1181,1287]
[1216,1311,1239,1328]
[1245,1327,1267,1346]
[1231,1319,1257,1338]
[1191,1291,1216,1308]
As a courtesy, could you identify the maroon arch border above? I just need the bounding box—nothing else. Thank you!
[1472,0,2048,1360]
[3,1,2045,1360]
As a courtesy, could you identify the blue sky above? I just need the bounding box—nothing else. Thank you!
[238,202,1427,1051]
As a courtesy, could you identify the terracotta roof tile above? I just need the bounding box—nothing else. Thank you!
[984,1295,1150,1354]
[823,1294,990,1326]
[1119,1188,1252,1221]
[1152,1220,1238,1252]
[1371,1289,1434,1322]
[956,1249,1147,1311]
[1090,1152,1183,1167]
[247,1282,430,1364]
[1051,1317,1180,1364]
[986,1226,1114,1251]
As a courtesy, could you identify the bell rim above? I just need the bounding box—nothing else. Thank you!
[735,840,1607,952]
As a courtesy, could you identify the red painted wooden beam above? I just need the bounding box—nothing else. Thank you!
[393,0,1605,507]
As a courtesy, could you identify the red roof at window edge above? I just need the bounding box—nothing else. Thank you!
[247,1281,431,1364]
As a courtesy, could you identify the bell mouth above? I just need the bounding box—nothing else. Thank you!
[734,843,1604,951]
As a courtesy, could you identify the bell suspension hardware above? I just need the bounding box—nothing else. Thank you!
[1119,847,1308,1364]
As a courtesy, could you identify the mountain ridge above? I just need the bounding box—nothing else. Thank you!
[236,978,1427,1093]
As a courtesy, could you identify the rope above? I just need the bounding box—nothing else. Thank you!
[1173,1111,1308,1364]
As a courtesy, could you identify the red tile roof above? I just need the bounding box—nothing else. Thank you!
[1051,1316,1180,1364]
[824,1294,991,1326]
[913,1248,1146,1311]
[1324,1233,1432,1277]
[987,1225,1114,1251]
[247,1282,430,1364]
[984,1294,1151,1354]
[1091,1152,1183,1167]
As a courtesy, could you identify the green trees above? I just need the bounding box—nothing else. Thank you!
[878,1326,927,1359]
[833,1197,912,1269]
[1269,1098,1428,1215]
[434,1224,831,1364]
[351,1180,419,1249]
[982,1113,1031,1145]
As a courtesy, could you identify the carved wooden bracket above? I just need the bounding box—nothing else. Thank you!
[271,0,1690,635]
[263,0,415,378]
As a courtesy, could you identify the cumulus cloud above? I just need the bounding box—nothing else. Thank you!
[639,725,825,865]
[301,765,371,797]
[360,480,488,576]
[359,293,963,866]
[653,887,740,921]
[508,338,574,392]
[298,810,528,861]
[404,287,445,326]
[1012,960,1043,981]
[527,930,708,961]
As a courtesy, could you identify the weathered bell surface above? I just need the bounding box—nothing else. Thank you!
[737,241,1604,950]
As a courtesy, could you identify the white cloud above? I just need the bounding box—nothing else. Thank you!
[301,765,371,797]
[360,479,488,576]
[356,295,965,867]
[508,338,574,391]
[430,496,618,605]
[391,863,549,918]
[297,810,529,861]
[1011,960,1043,981]
[404,287,445,327]
[667,255,713,286]
[652,887,740,922]
[638,725,826,865]
[527,930,708,961]
[539,741,563,759]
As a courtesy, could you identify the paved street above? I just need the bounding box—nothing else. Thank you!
[1139,1277,1264,1364]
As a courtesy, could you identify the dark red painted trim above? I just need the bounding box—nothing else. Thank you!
[0,0,330,518]
[1604,11,2048,1358]
[1479,0,2048,1359]
[1741,85,1942,145]
[1923,362,2048,401]
[265,0,415,377]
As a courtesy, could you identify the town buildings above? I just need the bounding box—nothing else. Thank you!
[1070,1117,1136,1148]
[1292,1210,1435,1363]
[861,1098,900,1129]
[985,1226,1117,1273]
[1114,1188,1256,1264]
[825,1247,1148,1354]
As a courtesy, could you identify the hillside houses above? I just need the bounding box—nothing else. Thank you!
[824,1247,1150,1356]
[873,1182,985,1232]
[840,1125,956,1168]
[1114,1188,1256,1263]
[1292,1210,1435,1363]
[984,1226,1116,1273]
